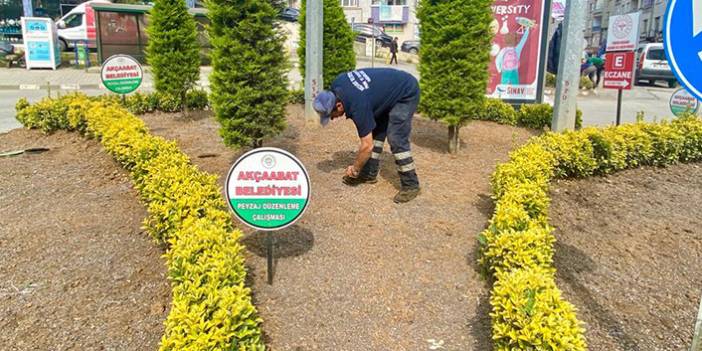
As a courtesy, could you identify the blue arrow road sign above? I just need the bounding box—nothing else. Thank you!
[664,0,702,101]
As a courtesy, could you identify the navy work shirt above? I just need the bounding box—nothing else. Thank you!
[331,68,419,137]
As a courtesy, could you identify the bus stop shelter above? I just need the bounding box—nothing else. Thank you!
[92,3,208,64]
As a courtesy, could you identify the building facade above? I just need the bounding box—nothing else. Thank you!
[340,0,419,44]
[584,0,667,51]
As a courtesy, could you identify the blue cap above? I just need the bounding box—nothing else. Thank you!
[313,91,336,126]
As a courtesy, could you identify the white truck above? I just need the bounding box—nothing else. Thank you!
[56,0,111,51]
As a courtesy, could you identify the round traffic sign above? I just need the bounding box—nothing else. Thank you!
[669,88,700,116]
[101,54,143,94]
[225,148,311,231]
[664,0,702,101]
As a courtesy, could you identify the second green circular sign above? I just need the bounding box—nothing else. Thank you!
[101,54,143,94]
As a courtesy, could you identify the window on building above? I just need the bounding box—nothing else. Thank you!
[643,19,648,34]
[654,16,660,32]
[372,0,407,4]
[341,0,359,7]
[384,24,404,33]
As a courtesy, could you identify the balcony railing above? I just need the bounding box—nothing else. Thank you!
[370,5,410,24]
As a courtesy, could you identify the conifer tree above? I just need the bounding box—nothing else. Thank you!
[418,0,494,153]
[146,0,200,108]
[207,0,289,147]
[298,0,356,88]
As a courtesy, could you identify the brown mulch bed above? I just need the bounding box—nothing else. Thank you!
[0,129,170,350]
[551,163,702,351]
[139,106,537,350]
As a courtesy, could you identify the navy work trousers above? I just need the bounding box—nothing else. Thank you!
[359,93,420,189]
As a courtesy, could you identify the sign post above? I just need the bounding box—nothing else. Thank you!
[601,12,640,125]
[225,148,311,284]
[603,51,635,124]
[100,54,143,100]
[366,17,375,68]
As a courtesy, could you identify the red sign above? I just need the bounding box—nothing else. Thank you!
[487,0,548,102]
[603,51,635,90]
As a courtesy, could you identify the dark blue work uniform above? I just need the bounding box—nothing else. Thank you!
[331,68,420,189]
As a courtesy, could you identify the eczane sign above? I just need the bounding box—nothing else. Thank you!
[603,51,635,90]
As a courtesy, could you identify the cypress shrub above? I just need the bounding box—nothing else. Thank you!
[146,0,200,109]
[298,0,356,88]
[418,0,493,153]
[207,0,289,147]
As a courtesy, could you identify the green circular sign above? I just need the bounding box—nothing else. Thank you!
[225,148,311,231]
[101,54,143,94]
[670,88,700,117]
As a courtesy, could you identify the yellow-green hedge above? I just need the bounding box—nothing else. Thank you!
[479,114,702,350]
[16,93,265,350]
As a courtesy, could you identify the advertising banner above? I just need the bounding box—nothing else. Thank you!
[21,17,60,70]
[552,0,566,20]
[488,0,551,103]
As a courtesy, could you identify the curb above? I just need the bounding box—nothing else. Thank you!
[0,82,209,92]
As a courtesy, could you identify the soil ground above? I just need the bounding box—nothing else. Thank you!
[0,129,170,350]
[551,163,702,351]
[139,106,537,350]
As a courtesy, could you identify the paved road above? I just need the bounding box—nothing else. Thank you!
[0,90,105,135]
[0,62,688,135]
[569,84,682,127]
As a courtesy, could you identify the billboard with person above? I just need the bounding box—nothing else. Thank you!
[487,0,551,103]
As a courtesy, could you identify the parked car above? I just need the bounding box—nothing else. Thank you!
[634,42,678,88]
[279,7,299,22]
[401,40,419,54]
[351,23,393,47]
[56,0,111,51]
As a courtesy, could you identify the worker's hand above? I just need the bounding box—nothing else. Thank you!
[345,165,359,178]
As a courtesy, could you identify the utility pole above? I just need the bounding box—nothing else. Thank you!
[304,0,323,123]
[551,0,587,132]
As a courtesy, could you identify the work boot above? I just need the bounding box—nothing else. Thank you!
[343,175,378,186]
[393,187,420,203]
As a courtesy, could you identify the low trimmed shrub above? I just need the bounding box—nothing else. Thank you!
[518,103,553,130]
[481,115,702,350]
[478,98,519,126]
[288,89,305,104]
[491,267,586,351]
[579,75,594,90]
[16,94,264,350]
[545,72,556,88]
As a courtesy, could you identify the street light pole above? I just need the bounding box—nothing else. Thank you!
[551,0,587,132]
[304,0,323,123]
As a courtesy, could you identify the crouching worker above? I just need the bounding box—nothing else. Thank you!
[313,68,421,203]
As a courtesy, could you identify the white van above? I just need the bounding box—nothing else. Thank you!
[634,42,678,88]
[56,0,111,51]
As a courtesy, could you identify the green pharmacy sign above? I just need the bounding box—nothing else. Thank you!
[225,148,311,231]
[101,55,143,94]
